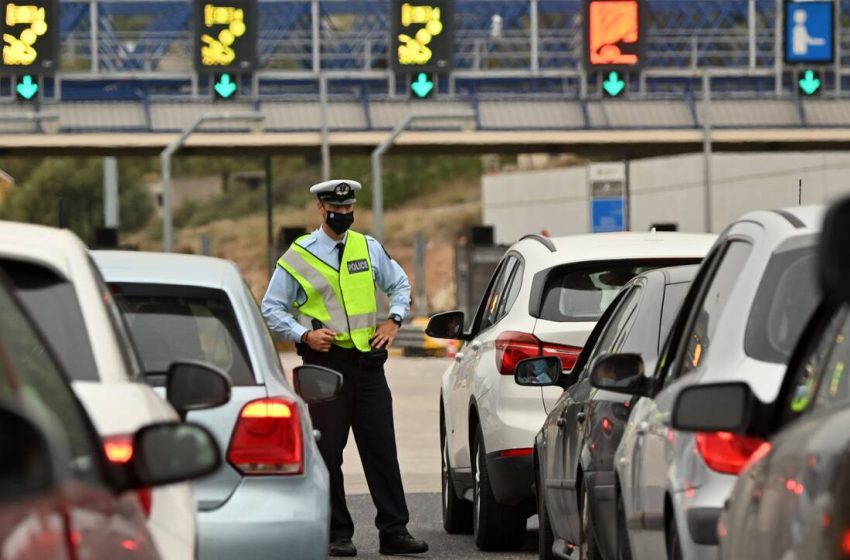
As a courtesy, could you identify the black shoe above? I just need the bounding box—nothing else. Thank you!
[329,538,357,557]
[379,532,429,555]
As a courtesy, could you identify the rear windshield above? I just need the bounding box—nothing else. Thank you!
[745,245,819,364]
[0,260,100,382]
[539,259,700,322]
[111,283,257,386]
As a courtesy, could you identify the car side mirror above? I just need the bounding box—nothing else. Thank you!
[514,356,562,387]
[426,311,468,340]
[0,403,57,501]
[166,361,232,420]
[119,422,221,491]
[293,364,343,405]
[671,382,756,433]
[589,353,650,396]
[820,196,850,304]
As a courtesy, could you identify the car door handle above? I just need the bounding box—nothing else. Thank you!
[636,421,649,435]
[470,340,482,351]
[577,411,586,424]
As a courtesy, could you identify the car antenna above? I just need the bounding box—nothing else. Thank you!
[799,179,802,206]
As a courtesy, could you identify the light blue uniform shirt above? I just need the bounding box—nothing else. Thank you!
[261,227,411,342]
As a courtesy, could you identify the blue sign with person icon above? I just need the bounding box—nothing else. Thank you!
[785,0,834,64]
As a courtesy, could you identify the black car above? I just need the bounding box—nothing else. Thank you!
[670,197,850,560]
[516,265,698,560]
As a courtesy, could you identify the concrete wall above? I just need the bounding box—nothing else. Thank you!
[483,152,850,244]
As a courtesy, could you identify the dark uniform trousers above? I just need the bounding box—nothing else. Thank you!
[301,344,410,541]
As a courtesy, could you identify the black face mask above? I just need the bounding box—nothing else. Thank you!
[326,211,354,234]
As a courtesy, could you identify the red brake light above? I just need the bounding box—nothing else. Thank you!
[499,448,533,458]
[842,529,850,555]
[495,331,581,375]
[104,435,134,464]
[228,397,304,475]
[695,432,768,475]
[601,417,613,434]
[137,488,153,518]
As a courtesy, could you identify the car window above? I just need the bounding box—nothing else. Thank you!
[497,260,524,321]
[0,259,101,382]
[659,281,691,353]
[479,257,517,332]
[112,283,257,386]
[811,307,850,412]
[744,246,819,364]
[0,280,103,485]
[786,308,845,416]
[537,260,697,323]
[584,286,642,373]
[679,241,753,378]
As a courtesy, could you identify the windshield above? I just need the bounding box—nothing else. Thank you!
[112,283,257,386]
[745,245,819,364]
[539,259,700,322]
[0,259,100,382]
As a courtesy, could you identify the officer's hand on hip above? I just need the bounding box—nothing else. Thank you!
[371,320,400,349]
[304,328,337,352]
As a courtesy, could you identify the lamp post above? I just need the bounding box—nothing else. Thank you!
[160,112,264,252]
[371,111,476,242]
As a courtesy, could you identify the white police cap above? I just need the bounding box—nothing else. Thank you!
[310,179,361,205]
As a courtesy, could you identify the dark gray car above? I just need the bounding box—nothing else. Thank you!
[518,265,698,560]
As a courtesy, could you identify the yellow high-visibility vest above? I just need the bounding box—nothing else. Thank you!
[279,230,377,352]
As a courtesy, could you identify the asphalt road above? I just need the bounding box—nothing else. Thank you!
[278,354,539,559]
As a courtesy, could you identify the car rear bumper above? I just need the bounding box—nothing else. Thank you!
[197,464,329,560]
[585,470,617,560]
[485,451,534,506]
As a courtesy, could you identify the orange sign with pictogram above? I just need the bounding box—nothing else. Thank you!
[583,0,644,70]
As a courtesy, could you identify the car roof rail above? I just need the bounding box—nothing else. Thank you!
[519,234,556,253]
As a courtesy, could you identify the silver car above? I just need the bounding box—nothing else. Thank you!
[589,206,823,560]
[92,250,336,560]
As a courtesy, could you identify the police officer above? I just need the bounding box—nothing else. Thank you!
[261,179,429,557]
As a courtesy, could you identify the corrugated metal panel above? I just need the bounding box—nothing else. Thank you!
[56,102,147,130]
[0,103,40,132]
[368,101,473,129]
[149,102,256,131]
[697,100,801,127]
[262,101,367,130]
[478,101,584,129]
[587,100,695,128]
[802,100,850,126]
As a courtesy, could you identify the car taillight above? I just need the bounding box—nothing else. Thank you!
[103,435,153,518]
[601,417,613,434]
[695,432,768,475]
[228,397,304,475]
[495,331,581,375]
[136,488,153,518]
[499,448,533,458]
[103,434,134,464]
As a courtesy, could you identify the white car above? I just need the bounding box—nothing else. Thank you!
[426,231,716,550]
[0,221,229,560]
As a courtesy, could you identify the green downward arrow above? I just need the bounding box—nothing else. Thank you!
[16,75,38,100]
[602,71,625,97]
[411,73,434,98]
[798,70,821,96]
[214,74,238,99]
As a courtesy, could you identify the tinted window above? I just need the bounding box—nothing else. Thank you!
[1,260,100,382]
[112,284,256,386]
[681,242,753,376]
[812,307,850,412]
[479,257,517,332]
[498,261,524,320]
[659,282,691,352]
[745,246,819,364]
[584,287,642,370]
[0,281,102,484]
[785,308,841,416]
[538,260,695,322]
